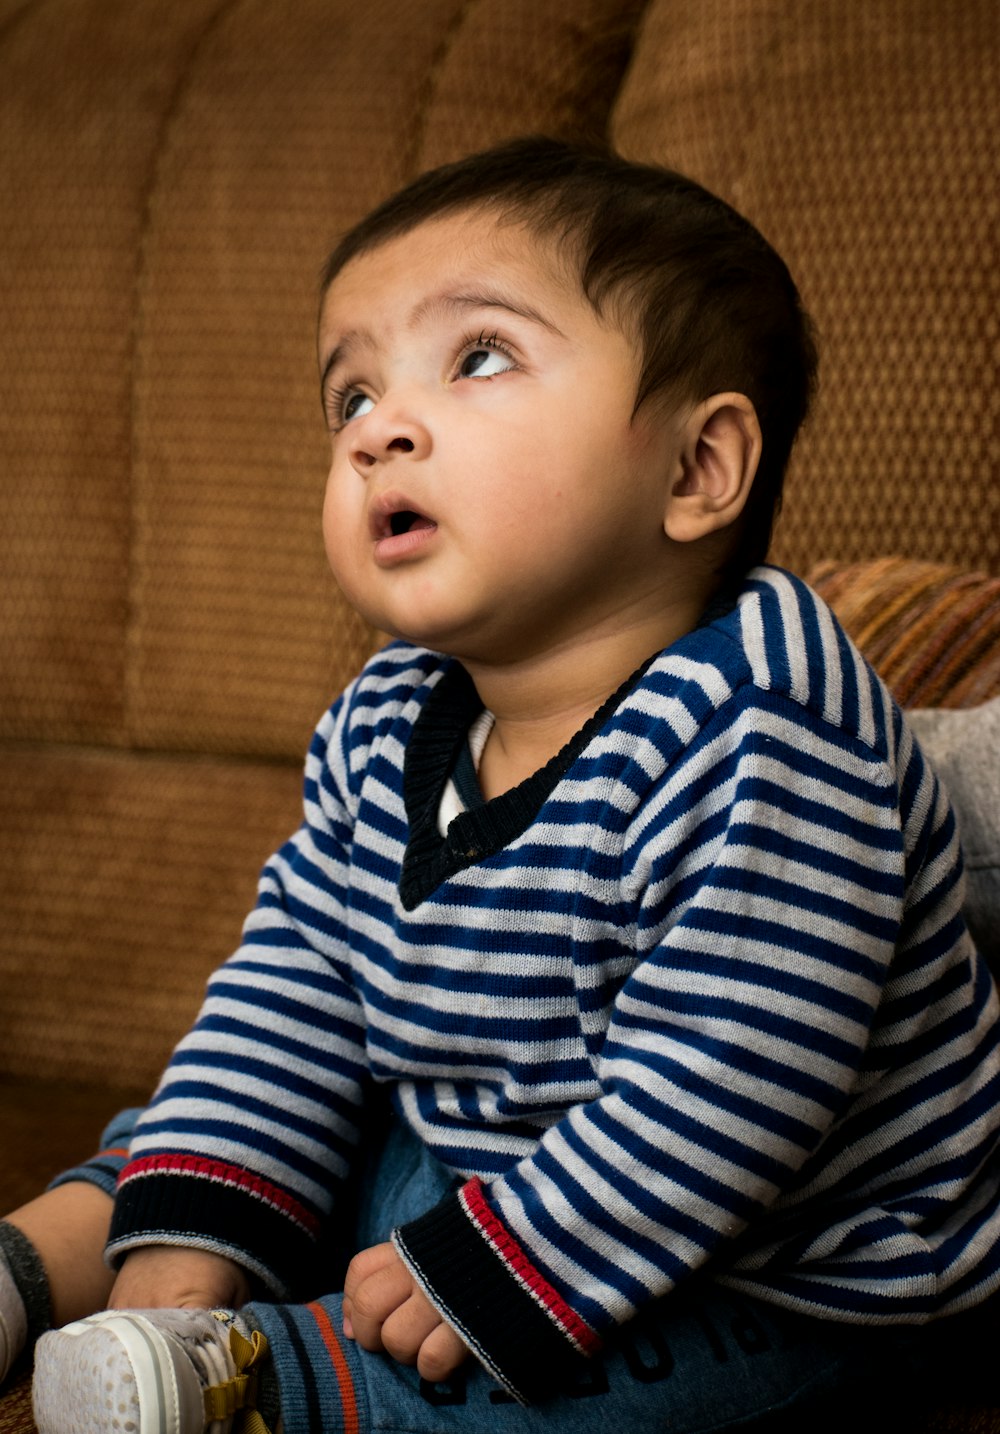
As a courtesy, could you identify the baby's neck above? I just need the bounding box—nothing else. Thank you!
[466,603,702,801]
[475,704,594,802]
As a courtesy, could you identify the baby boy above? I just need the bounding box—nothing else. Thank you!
[2,136,998,1434]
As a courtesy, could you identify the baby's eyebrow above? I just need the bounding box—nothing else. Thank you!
[319,328,374,397]
[414,287,565,336]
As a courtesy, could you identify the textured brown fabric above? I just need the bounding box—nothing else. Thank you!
[0,0,223,747]
[0,747,302,1090]
[0,1374,33,1434]
[415,0,649,171]
[612,0,1000,579]
[808,558,1000,708]
[0,1080,143,1215]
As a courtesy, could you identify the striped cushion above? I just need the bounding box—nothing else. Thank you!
[808,557,1000,709]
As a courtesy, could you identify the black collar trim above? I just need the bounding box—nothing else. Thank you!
[397,588,740,910]
[398,656,655,910]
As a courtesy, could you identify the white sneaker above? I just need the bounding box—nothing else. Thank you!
[32,1307,270,1433]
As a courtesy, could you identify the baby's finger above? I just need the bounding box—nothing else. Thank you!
[346,1261,414,1351]
[416,1321,468,1384]
[379,1295,443,1366]
[343,1242,397,1302]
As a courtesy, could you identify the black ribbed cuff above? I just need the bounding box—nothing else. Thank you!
[393,1180,598,1404]
[108,1159,320,1296]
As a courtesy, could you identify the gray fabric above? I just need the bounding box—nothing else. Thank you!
[0,1219,51,1344]
[908,698,1000,969]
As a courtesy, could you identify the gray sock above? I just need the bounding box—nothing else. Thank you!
[0,1221,52,1344]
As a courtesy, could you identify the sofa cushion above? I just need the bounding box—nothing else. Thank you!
[807,556,1000,970]
[907,701,1000,971]
[0,1079,142,1216]
[0,748,303,1090]
[611,0,1000,582]
[807,557,1000,708]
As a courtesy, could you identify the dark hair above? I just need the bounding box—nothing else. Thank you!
[321,137,818,574]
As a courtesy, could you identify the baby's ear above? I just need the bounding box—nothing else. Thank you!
[664,393,761,543]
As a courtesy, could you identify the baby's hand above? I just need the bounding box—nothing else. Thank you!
[342,1242,467,1383]
[107,1245,252,1311]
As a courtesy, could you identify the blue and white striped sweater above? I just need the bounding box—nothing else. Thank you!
[109,567,1000,1403]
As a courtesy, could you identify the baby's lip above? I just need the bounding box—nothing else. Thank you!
[369,492,436,541]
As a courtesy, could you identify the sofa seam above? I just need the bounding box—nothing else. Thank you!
[122,0,248,748]
[401,0,480,179]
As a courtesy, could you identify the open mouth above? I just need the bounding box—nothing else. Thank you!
[371,495,437,547]
[390,510,421,536]
[387,509,435,537]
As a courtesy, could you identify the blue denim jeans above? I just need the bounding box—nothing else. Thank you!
[63,1110,984,1433]
[245,1118,950,1433]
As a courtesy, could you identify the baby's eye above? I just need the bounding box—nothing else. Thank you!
[457,337,516,380]
[342,390,375,423]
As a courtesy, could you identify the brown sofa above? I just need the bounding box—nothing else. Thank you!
[1,0,997,1428]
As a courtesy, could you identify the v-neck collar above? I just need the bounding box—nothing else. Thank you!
[397,587,740,909]
[398,657,654,910]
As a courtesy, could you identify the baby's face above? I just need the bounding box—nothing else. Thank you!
[318,207,685,664]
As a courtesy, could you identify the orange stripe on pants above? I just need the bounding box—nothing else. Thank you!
[306,1301,360,1434]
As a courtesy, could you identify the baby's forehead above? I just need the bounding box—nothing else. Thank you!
[322,204,582,315]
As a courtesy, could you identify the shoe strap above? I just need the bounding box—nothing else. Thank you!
[204,1325,272,1433]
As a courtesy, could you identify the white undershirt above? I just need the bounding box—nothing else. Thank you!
[437,708,495,835]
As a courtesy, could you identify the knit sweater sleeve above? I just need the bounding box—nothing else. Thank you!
[392,687,972,1403]
[106,684,374,1297]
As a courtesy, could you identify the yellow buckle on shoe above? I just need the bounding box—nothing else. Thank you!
[204,1325,272,1433]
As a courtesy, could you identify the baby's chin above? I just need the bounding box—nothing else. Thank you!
[333,579,514,662]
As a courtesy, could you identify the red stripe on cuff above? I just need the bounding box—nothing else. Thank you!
[118,1154,321,1237]
[460,1178,600,1355]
